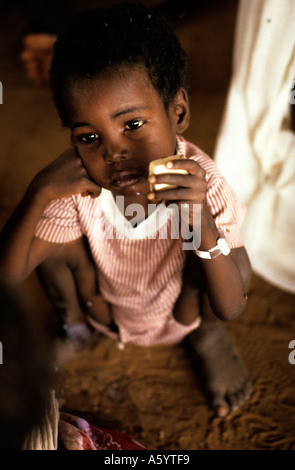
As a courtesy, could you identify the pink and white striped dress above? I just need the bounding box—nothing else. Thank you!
[35,137,245,347]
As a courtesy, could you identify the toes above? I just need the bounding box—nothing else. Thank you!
[226,390,245,412]
[216,404,230,417]
[229,383,254,414]
[230,380,254,409]
[211,379,254,417]
[211,392,230,417]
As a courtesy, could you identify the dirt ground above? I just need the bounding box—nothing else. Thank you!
[1,0,295,451]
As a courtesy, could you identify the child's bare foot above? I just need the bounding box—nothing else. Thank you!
[188,323,253,417]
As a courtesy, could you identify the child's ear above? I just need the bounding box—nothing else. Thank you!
[172,88,190,134]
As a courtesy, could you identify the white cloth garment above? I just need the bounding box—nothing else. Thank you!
[214,0,295,293]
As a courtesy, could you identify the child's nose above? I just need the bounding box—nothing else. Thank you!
[104,147,131,164]
[103,137,132,164]
[107,153,130,164]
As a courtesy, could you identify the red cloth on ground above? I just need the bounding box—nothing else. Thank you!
[58,412,145,450]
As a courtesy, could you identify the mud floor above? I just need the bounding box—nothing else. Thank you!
[1,0,295,451]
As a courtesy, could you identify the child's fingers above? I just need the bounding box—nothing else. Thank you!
[80,173,102,198]
[58,148,102,198]
[148,187,199,203]
[148,159,207,202]
[147,174,207,203]
[81,187,102,198]
[89,179,102,196]
[165,158,206,177]
[148,173,196,188]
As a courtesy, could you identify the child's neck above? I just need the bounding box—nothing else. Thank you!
[112,192,157,224]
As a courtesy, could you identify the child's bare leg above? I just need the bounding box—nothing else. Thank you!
[187,295,253,417]
[173,251,253,417]
[36,236,112,351]
[65,236,112,327]
[37,241,93,351]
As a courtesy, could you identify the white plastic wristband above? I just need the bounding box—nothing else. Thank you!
[195,237,231,259]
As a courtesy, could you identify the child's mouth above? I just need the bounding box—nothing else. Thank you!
[111,170,143,189]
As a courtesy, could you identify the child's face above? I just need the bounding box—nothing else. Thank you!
[64,67,188,198]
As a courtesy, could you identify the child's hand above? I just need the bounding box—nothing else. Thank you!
[147,158,208,227]
[32,148,102,203]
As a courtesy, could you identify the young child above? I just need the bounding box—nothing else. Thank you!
[0,2,253,417]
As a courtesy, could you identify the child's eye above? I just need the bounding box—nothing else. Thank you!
[125,119,145,130]
[79,133,100,144]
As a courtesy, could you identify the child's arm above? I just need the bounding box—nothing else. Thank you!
[0,148,101,286]
[148,159,251,322]
[37,236,112,325]
[36,237,113,350]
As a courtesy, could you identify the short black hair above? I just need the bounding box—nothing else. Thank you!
[50,2,190,127]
